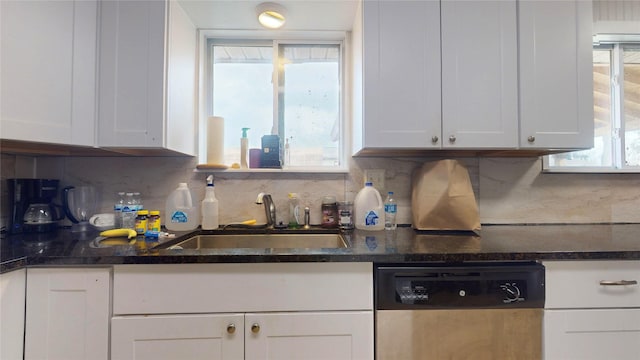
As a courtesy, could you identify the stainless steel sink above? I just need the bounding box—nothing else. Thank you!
[164,233,348,249]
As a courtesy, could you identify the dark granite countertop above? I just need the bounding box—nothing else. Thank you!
[3,223,640,273]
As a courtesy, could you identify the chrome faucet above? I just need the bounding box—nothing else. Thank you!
[255,193,276,228]
[303,207,310,229]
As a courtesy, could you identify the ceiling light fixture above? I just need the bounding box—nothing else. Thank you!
[256,2,287,29]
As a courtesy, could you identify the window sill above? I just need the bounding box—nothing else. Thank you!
[194,166,349,174]
[542,167,640,174]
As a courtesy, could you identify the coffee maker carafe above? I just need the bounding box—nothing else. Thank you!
[7,178,64,233]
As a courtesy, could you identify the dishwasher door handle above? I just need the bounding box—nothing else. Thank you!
[599,280,638,286]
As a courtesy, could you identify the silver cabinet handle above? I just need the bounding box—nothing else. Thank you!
[527,136,535,143]
[431,136,439,144]
[599,280,638,286]
[227,323,236,334]
[251,323,260,333]
[449,135,456,143]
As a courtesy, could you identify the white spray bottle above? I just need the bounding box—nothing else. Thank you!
[201,175,219,230]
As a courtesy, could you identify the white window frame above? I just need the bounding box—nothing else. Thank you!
[543,40,640,173]
[198,30,349,173]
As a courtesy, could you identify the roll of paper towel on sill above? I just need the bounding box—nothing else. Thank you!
[207,116,225,165]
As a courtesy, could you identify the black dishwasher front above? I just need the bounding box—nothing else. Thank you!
[375,262,545,360]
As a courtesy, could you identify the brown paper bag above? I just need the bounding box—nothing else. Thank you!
[411,159,480,232]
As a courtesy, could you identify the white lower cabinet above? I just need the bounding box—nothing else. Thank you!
[544,309,640,360]
[0,269,26,360]
[112,314,245,360]
[112,311,372,360]
[112,263,374,360]
[24,268,111,360]
[543,260,640,360]
[245,312,372,360]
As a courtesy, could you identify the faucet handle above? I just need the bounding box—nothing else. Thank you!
[303,207,310,229]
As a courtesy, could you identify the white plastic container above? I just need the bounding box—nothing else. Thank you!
[165,183,199,231]
[354,182,385,230]
[201,175,219,230]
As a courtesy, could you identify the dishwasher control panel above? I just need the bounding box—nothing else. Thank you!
[376,262,545,309]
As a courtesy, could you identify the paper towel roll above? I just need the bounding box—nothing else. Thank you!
[207,116,225,165]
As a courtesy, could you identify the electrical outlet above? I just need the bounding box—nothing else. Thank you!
[364,169,385,192]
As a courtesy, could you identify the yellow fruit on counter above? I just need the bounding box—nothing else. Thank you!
[231,162,240,169]
[241,219,257,225]
[99,228,137,239]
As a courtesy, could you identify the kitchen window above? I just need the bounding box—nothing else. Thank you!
[207,39,344,170]
[545,42,640,172]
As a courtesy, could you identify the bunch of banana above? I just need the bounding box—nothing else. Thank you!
[100,228,137,239]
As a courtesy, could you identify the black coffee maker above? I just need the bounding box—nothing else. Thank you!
[7,178,63,233]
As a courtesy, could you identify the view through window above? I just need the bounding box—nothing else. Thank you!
[547,44,640,171]
[210,41,342,168]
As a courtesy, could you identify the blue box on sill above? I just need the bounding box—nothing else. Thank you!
[260,135,282,168]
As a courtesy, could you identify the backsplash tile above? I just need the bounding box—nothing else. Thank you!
[479,157,640,224]
[2,153,639,228]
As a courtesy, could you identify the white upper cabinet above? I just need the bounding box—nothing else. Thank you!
[0,0,97,146]
[98,0,196,155]
[355,0,518,153]
[519,0,594,149]
[354,0,594,154]
[354,0,442,152]
[441,0,518,149]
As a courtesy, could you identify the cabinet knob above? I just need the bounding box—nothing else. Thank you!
[527,136,535,143]
[251,323,260,333]
[449,135,456,143]
[227,323,236,334]
[431,136,439,144]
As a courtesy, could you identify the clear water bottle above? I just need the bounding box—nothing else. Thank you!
[114,192,125,228]
[288,193,300,229]
[121,192,137,229]
[384,191,397,230]
[133,192,143,210]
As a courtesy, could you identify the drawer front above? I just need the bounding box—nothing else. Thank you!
[113,263,373,315]
[544,260,640,309]
[544,309,640,360]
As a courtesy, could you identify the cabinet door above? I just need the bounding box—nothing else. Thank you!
[0,0,97,146]
[441,0,518,149]
[358,0,441,151]
[111,314,244,360]
[25,268,110,360]
[98,0,196,154]
[246,311,373,360]
[0,269,26,360]
[98,0,166,148]
[165,0,197,155]
[544,309,640,360]
[519,0,594,149]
